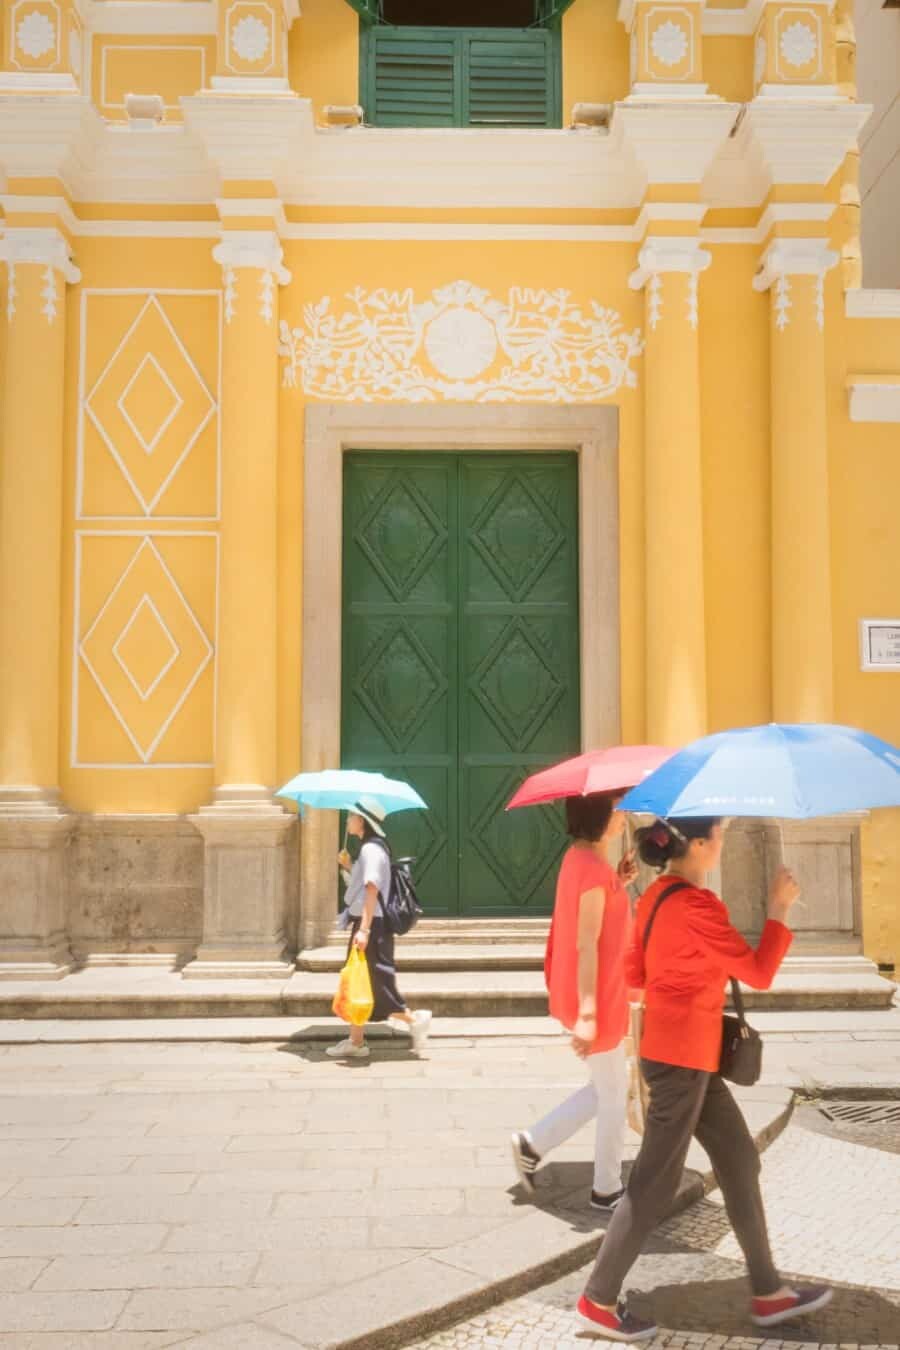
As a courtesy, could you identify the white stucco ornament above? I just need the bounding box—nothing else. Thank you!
[16,9,56,58]
[780,20,817,67]
[279,280,643,402]
[651,19,689,68]
[424,306,498,379]
[231,13,270,62]
[754,34,767,87]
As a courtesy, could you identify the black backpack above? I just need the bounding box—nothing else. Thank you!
[369,839,423,936]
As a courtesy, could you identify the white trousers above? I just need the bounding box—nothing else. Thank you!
[526,1040,628,1195]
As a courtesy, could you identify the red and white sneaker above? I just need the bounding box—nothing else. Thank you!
[576,1295,657,1341]
[750,1285,833,1327]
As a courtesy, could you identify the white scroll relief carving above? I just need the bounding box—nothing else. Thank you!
[279,281,643,402]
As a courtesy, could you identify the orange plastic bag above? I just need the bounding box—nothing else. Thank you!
[332,947,374,1027]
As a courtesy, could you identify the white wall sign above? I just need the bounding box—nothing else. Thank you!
[860,619,900,671]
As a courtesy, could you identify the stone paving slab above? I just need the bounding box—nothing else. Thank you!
[0,1038,792,1347]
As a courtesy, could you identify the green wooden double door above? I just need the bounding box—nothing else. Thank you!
[341,453,580,916]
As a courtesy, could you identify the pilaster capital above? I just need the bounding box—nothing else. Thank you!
[0,227,80,282]
[752,237,838,291]
[212,231,290,283]
[629,236,711,289]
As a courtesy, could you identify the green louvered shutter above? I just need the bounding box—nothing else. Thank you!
[464,30,555,128]
[366,29,460,126]
[361,26,560,128]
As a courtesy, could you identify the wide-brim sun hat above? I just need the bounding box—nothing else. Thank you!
[352,797,387,837]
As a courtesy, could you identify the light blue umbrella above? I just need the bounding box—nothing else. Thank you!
[619,722,900,820]
[275,768,428,816]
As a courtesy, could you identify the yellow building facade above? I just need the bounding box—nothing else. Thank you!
[0,0,898,985]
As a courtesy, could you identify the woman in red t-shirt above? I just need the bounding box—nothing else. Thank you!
[511,791,638,1210]
[576,816,833,1343]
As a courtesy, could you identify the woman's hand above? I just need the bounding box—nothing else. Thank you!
[571,1014,596,1059]
[767,865,800,923]
[617,849,638,886]
[353,928,370,951]
[337,849,351,871]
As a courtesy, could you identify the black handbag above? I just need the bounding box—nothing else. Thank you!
[642,882,762,1086]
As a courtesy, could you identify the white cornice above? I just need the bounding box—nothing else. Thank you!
[85,0,217,35]
[0,92,875,211]
[0,193,81,234]
[845,289,900,319]
[847,376,900,422]
[753,237,838,290]
[611,99,741,187]
[736,98,872,188]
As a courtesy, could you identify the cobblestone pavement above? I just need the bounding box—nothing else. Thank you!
[409,1115,900,1350]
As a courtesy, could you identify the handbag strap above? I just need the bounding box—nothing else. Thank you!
[641,879,748,1030]
[640,880,690,951]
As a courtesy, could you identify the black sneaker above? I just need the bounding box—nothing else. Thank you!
[590,1186,625,1211]
[510,1130,541,1194]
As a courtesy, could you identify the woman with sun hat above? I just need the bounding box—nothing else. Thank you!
[327,796,432,1061]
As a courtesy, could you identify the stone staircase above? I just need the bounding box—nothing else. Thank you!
[297,918,896,1010]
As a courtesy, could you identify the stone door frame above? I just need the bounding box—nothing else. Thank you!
[299,404,620,950]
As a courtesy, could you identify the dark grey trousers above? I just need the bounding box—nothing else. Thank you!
[584,1058,780,1306]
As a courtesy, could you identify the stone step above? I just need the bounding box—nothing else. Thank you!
[0,956,893,1019]
[322,918,552,947]
[300,938,873,973]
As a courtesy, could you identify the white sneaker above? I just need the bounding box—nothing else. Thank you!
[325,1037,369,1059]
[410,1010,432,1054]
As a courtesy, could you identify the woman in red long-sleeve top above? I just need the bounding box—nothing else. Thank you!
[576,816,834,1343]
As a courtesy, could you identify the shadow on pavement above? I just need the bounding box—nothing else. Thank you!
[627,1273,900,1341]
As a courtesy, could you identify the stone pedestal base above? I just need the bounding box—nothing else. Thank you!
[721,814,863,941]
[183,788,297,979]
[0,788,75,980]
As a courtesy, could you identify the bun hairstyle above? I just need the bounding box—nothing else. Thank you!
[635,816,721,871]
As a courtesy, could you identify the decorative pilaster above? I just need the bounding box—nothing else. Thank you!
[0,228,80,978]
[753,0,838,99]
[754,238,837,722]
[619,0,708,97]
[184,228,295,978]
[211,0,298,91]
[0,0,84,90]
[630,236,710,745]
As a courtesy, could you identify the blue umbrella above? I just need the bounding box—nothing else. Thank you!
[619,723,900,820]
[275,768,428,816]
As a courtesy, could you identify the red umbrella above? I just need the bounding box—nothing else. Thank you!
[505,745,674,810]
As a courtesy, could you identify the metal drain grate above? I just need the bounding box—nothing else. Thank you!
[818,1100,900,1126]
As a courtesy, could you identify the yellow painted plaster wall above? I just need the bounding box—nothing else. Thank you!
[562,0,631,114]
[830,307,900,969]
[703,36,754,103]
[289,0,359,122]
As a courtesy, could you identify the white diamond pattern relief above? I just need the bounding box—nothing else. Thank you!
[117,354,184,457]
[80,539,213,763]
[112,595,180,702]
[84,296,216,515]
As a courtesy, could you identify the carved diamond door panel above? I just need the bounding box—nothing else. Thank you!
[341,452,580,917]
[459,456,580,913]
[342,457,458,914]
